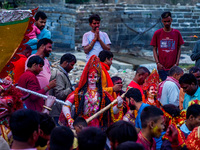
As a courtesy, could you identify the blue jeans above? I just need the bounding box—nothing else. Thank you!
[158,70,169,81]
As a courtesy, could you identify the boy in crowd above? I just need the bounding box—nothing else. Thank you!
[78,127,106,150]
[18,56,55,112]
[180,104,200,138]
[106,120,138,150]
[10,109,40,150]
[137,106,164,150]
[50,126,74,150]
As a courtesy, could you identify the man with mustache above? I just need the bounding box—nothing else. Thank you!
[151,11,184,81]
[26,11,51,54]
[82,14,111,62]
[125,88,150,132]
[25,38,56,91]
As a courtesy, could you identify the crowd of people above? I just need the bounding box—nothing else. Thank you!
[1,9,200,150]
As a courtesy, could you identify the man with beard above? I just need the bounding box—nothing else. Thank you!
[150,12,184,81]
[82,14,111,62]
[25,38,56,91]
[179,73,200,109]
[49,53,77,125]
[125,88,150,132]
[26,11,51,54]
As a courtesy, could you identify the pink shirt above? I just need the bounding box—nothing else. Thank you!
[25,54,51,90]
[26,24,41,39]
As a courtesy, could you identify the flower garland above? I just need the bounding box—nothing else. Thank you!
[162,125,186,148]
[161,108,186,148]
[74,89,106,123]
[98,92,105,122]
[110,104,123,122]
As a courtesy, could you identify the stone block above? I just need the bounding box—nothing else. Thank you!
[180,23,190,27]
[61,27,75,35]
[172,23,179,28]
[51,30,61,35]
[53,43,74,52]
[190,23,198,27]
[118,35,129,41]
[184,15,192,18]
[192,16,199,19]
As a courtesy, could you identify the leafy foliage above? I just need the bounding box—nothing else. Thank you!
[0,0,26,9]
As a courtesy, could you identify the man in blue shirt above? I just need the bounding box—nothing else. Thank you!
[179,73,200,109]
[26,11,51,54]
[180,104,200,138]
[125,88,150,132]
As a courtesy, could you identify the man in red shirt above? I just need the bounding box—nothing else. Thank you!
[127,66,150,100]
[12,44,32,83]
[18,56,56,112]
[150,12,184,81]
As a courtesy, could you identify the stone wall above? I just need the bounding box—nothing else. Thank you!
[75,4,200,54]
[22,4,76,51]
[22,3,200,54]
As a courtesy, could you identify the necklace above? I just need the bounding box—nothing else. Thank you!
[87,88,98,99]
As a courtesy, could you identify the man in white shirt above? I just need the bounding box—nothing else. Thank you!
[158,66,183,107]
[82,14,111,62]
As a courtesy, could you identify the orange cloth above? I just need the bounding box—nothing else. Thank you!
[179,88,185,110]
[100,62,116,99]
[12,54,27,83]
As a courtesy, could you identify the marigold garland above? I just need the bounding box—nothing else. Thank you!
[110,104,123,122]
[161,107,186,147]
[98,91,105,122]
